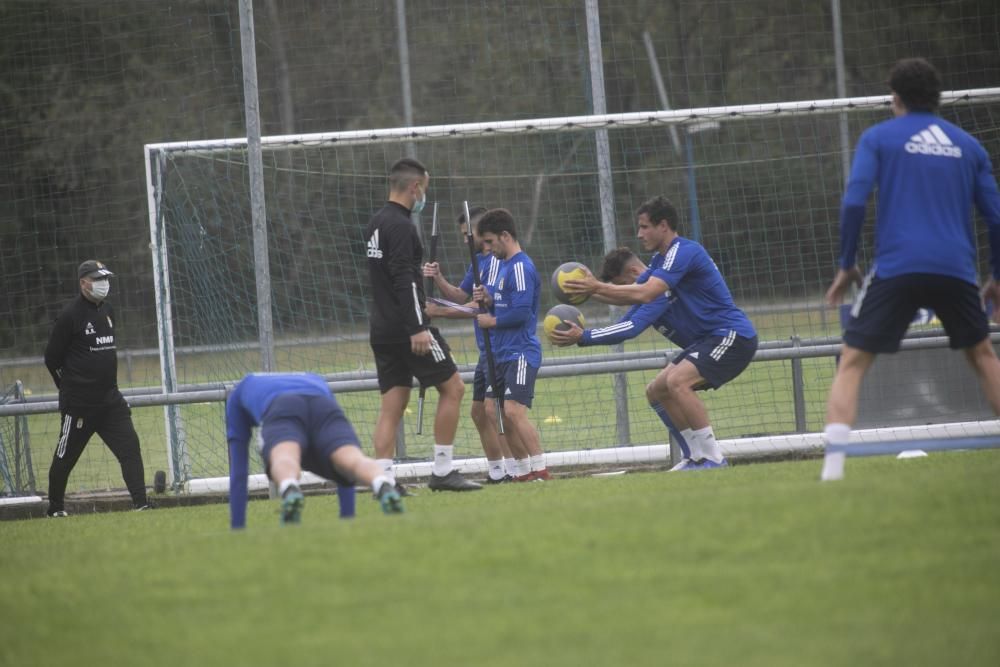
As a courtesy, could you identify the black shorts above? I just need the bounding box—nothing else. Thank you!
[371,327,458,393]
[672,332,758,390]
[844,272,989,353]
[260,393,358,485]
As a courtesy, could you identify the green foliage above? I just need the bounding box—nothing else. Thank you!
[2,451,999,666]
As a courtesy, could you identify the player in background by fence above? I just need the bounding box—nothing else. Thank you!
[472,208,552,481]
[423,207,517,483]
[563,197,757,470]
[225,372,403,528]
[365,158,481,491]
[43,260,149,516]
[821,57,1000,480]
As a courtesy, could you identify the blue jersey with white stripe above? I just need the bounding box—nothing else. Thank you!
[647,238,756,346]
[579,295,673,347]
[225,372,332,529]
[839,112,1000,283]
[489,251,542,366]
[459,252,501,352]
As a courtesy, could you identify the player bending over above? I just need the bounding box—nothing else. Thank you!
[562,197,757,470]
[226,372,403,529]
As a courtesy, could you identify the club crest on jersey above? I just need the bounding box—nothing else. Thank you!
[84,321,96,335]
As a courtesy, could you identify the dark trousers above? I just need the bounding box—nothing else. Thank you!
[48,397,147,512]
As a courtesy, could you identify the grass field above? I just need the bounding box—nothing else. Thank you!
[2,451,998,666]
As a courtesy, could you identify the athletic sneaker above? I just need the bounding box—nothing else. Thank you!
[47,510,69,518]
[428,470,483,491]
[668,458,695,472]
[685,458,730,470]
[532,468,552,481]
[375,483,405,514]
[133,504,153,512]
[280,489,305,525]
[395,482,415,497]
[484,474,514,484]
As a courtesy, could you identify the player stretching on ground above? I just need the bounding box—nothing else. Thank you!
[226,372,404,529]
[563,196,757,469]
[821,57,1000,480]
[423,207,517,483]
[472,208,552,481]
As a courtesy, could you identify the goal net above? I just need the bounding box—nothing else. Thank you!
[147,90,1000,485]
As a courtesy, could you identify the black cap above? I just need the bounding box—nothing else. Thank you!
[78,260,114,280]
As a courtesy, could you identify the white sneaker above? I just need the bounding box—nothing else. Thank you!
[668,458,694,472]
[47,510,69,518]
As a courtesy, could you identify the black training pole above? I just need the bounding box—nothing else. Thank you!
[416,202,439,435]
[465,200,505,435]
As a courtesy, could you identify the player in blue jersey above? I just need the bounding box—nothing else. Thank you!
[821,58,1000,480]
[563,197,758,470]
[423,206,516,483]
[225,372,403,529]
[471,208,552,481]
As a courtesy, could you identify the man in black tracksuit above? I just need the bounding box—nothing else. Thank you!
[43,260,149,516]
[366,157,480,491]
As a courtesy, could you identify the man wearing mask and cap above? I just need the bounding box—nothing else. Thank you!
[43,260,149,516]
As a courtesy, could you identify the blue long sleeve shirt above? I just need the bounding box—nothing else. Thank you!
[488,251,542,366]
[839,111,1000,283]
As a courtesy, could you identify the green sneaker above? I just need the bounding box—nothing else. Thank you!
[375,484,405,515]
[280,489,305,525]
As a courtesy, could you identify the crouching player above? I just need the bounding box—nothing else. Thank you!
[226,372,403,529]
[558,196,757,470]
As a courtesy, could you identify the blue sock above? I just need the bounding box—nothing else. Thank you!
[649,402,691,458]
[336,483,356,519]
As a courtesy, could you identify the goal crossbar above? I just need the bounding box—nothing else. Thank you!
[145,88,1000,155]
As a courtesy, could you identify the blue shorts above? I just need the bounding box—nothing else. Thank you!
[672,332,758,390]
[485,355,539,408]
[472,354,489,402]
[844,272,989,353]
[260,393,359,485]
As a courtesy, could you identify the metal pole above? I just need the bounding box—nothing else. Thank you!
[831,0,851,184]
[791,336,807,432]
[238,0,276,374]
[585,0,630,446]
[396,0,417,161]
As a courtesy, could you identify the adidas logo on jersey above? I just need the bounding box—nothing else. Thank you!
[367,229,383,258]
[905,124,962,158]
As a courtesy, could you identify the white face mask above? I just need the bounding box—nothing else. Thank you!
[411,184,427,215]
[89,280,110,300]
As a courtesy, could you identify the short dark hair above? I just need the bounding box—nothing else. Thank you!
[389,157,428,192]
[477,208,517,239]
[889,58,941,112]
[636,195,680,231]
[457,206,488,226]
[599,247,637,282]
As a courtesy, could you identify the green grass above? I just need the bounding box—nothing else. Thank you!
[2,451,999,666]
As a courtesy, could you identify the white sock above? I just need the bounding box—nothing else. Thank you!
[376,458,393,475]
[515,458,531,477]
[487,459,505,481]
[821,423,851,481]
[433,444,453,477]
[693,426,723,463]
[372,474,395,494]
[503,458,517,476]
[278,478,299,497]
[680,428,696,459]
[529,454,546,471]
